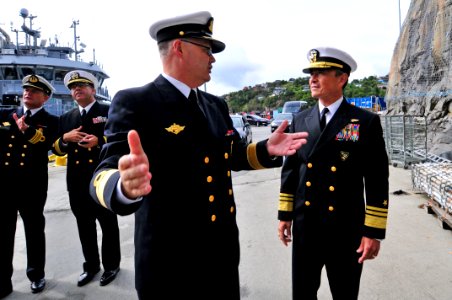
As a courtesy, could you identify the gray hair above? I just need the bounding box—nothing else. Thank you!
[158,40,172,58]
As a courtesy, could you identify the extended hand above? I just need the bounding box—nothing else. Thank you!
[118,130,152,199]
[267,120,308,156]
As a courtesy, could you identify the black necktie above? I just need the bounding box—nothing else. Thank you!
[81,109,87,124]
[188,90,204,117]
[320,107,329,131]
[24,110,32,123]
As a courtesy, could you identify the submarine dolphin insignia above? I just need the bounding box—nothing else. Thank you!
[0,8,110,115]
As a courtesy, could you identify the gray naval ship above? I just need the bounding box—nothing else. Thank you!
[0,8,110,115]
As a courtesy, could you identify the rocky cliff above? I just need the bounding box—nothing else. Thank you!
[385,0,452,159]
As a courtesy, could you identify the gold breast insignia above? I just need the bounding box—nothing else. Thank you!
[165,123,185,135]
[339,151,350,161]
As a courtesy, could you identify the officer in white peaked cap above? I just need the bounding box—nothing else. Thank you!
[22,74,55,96]
[302,46,357,75]
[1,73,59,296]
[278,45,389,299]
[54,68,120,288]
[64,70,99,90]
[149,11,225,53]
[88,9,309,300]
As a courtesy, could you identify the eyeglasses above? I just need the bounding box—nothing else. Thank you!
[69,82,92,89]
[180,39,213,57]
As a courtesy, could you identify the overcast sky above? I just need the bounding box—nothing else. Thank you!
[1,0,411,96]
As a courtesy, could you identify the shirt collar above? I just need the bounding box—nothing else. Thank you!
[319,97,343,117]
[162,73,195,99]
[79,101,95,114]
[24,107,43,116]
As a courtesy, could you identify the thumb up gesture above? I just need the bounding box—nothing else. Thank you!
[118,130,152,199]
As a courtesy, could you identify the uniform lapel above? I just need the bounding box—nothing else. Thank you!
[198,92,228,138]
[86,102,99,120]
[154,76,227,139]
[19,107,26,118]
[303,106,322,158]
[314,101,350,151]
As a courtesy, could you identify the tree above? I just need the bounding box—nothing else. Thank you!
[225,75,387,113]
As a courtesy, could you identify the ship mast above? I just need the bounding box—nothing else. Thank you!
[19,8,40,49]
[70,20,85,61]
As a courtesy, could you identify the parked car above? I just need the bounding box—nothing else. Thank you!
[245,114,270,126]
[230,114,253,145]
[282,100,308,114]
[270,113,294,133]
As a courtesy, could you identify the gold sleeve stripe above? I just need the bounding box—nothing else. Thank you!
[366,206,388,220]
[93,169,118,208]
[365,215,387,229]
[366,210,388,217]
[103,136,107,143]
[53,138,66,155]
[279,193,294,200]
[279,193,294,212]
[29,130,43,144]
[366,205,388,212]
[247,143,265,170]
[279,200,293,212]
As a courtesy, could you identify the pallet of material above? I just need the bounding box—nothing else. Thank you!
[412,162,452,228]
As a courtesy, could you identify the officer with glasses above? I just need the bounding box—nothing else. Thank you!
[53,70,121,288]
[89,11,308,300]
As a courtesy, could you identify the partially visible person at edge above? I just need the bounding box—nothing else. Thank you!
[52,70,121,288]
[88,11,308,300]
[277,46,389,299]
[0,75,59,298]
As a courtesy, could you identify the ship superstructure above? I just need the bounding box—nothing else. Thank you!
[0,8,110,115]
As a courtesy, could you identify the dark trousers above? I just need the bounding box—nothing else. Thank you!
[68,188,121,272]
[0,180,47,288]
[136,267,240,300]
[135,223,241,300]
[292,233,363,299]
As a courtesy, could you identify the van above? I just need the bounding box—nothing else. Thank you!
[282,100,308,114]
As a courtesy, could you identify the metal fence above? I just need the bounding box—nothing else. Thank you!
[380,115,428,169]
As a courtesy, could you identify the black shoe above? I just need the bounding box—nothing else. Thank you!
[77,269,100,287]
[99,268,120,286]
[0,286,13,298]
[30,278,46,293]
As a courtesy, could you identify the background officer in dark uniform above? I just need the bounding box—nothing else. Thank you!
[52,70,121,287]
[0,75,58,297]
[89,11,308,300]
[278,47,389,299]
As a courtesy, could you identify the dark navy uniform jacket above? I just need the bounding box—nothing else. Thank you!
[279,100,389,242]
[0,107,58,180]
[90,75,282,298]
[53,101,109,191]
[0,103,58,287]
